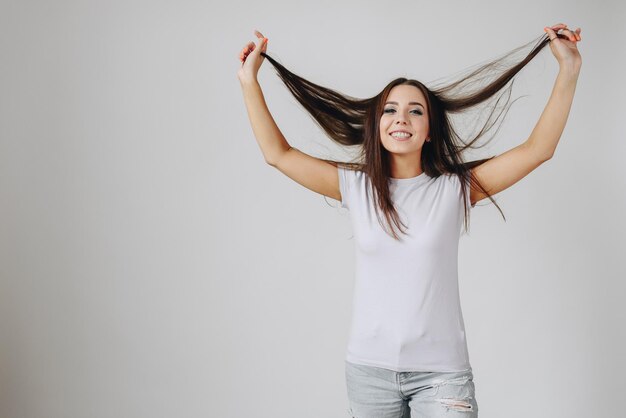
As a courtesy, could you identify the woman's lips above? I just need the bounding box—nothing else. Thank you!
[390,133,412,141]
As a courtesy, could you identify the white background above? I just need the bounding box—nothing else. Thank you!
[1,1,624,417]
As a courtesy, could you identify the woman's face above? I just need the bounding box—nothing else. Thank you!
[379,84,430,155]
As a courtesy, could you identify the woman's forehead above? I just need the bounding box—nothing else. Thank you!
[387,85,425,101]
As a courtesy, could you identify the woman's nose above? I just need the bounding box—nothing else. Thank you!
[395,112,408,123]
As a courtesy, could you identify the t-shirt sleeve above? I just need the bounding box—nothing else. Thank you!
[453,173,475,209]
[337,166,352,210]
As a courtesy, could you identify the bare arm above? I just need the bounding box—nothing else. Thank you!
[468,68,580,206]
[469,69,581,206]
[525,68,580,160]
[239,79,291,165]
[468,24,582,206]
[527,24,583,159]
[237,31,341,202]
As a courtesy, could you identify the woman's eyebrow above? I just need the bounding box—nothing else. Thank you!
[385,101,424,108]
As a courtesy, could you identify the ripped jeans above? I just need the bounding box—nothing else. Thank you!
[345,360,479,418]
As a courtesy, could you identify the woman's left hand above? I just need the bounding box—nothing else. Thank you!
[544,23,582,73]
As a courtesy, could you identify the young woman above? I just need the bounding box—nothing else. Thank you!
[238,24,581,418]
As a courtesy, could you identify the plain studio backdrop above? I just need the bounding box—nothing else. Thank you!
[1,1,624,417]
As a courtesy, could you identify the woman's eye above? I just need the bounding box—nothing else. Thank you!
[383,109,422,115]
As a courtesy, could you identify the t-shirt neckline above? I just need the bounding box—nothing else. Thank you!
[389,171,430,185]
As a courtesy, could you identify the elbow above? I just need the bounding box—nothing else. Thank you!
[265,147,292,168]
[533,148,553,164]
[542,151,554,162]
[265,154,281,167]
[264,152,278,167]
[525,139,554,163]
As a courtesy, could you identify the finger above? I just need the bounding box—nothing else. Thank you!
[240,42,256,61]
[252,36,267,54]
[550,23,566,29]
[567,29,579,42]
[240,42,254,55]
[253,30,268,53]
[550,26,574,42]
[560,28,577,42]
[544,27,557,41]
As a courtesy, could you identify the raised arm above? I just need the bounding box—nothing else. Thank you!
[238,31,290,164]
[237,30,342,202]
[469,23,582,206]
[526,24,582,159]
[239,79,291,165]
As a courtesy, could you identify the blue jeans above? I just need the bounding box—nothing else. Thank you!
[345,360,479,417]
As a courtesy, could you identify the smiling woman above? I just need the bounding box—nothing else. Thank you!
[238,23,582,418]
[379,86,431,176]
[248,27,579,238]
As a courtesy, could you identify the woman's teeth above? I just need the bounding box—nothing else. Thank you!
[391,132,412,140]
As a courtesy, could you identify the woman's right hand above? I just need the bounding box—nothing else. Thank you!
[237,30,268,85]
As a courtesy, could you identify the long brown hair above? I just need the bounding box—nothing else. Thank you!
[260,34,552,240]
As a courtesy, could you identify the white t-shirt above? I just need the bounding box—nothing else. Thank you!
[338,166,474,372]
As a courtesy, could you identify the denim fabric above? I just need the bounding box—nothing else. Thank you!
[345,360,478,417]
